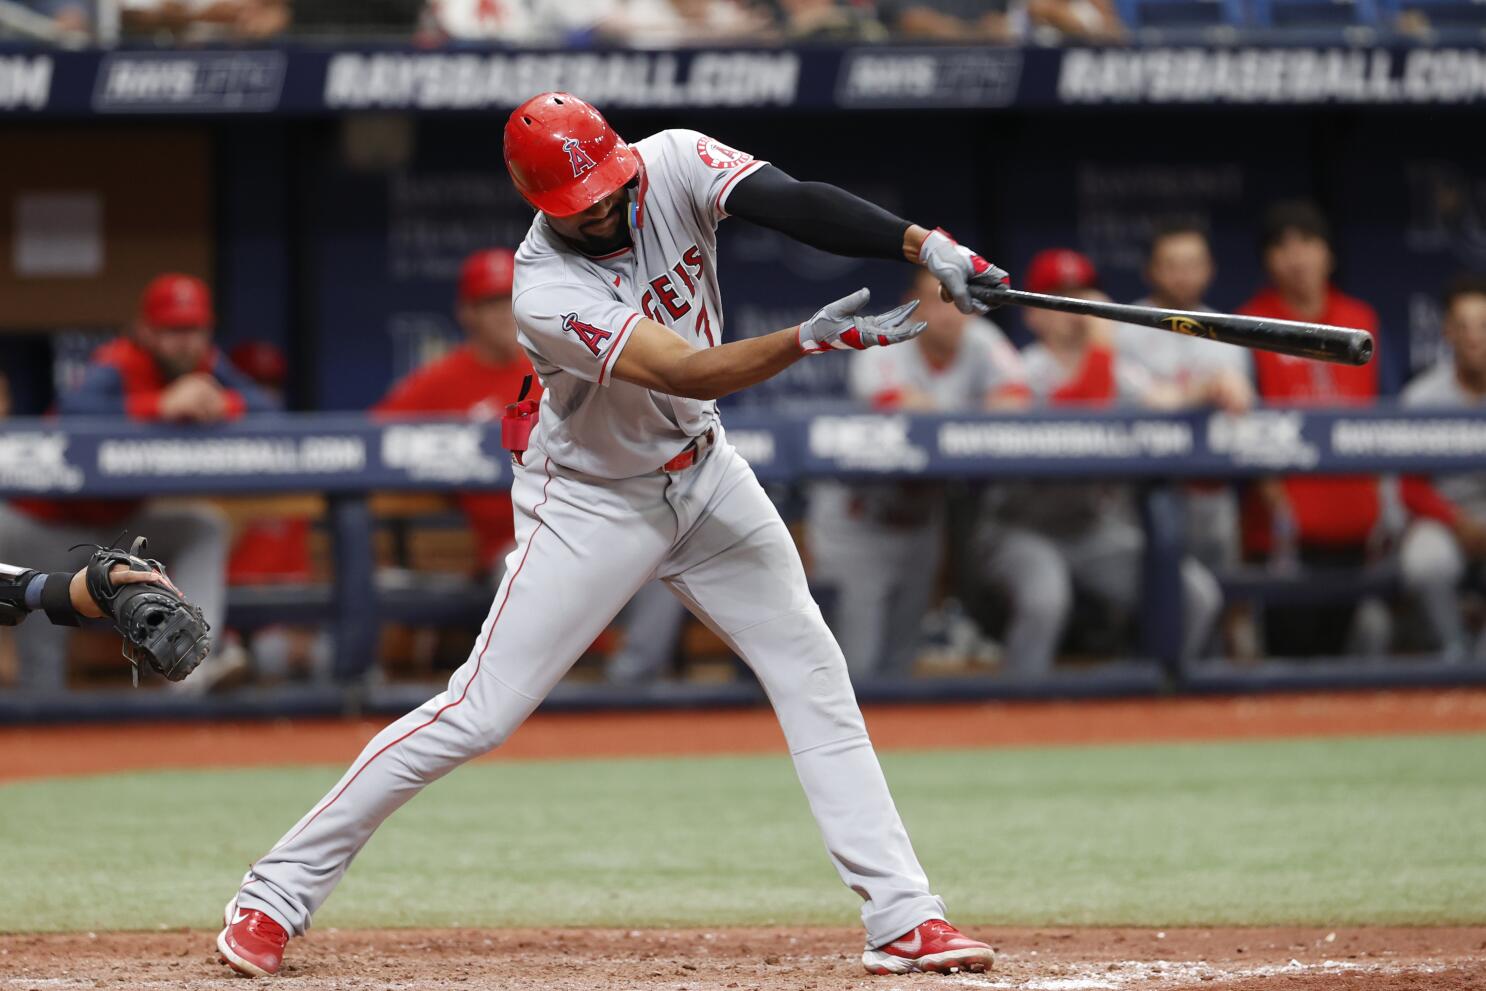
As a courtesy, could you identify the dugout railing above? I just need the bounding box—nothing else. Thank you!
[2,404,1485,721]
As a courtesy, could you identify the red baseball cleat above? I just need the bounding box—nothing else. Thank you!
[217,899,288,978]
[862,918,995,975]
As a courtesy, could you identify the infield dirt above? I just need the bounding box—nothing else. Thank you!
[2,925,1484,990]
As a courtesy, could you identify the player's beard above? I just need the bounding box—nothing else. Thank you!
[562,193,632,258]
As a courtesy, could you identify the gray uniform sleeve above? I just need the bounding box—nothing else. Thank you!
[513,282,645,387]
[653,129,769,224]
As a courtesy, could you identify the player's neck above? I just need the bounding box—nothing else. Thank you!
[1277,284,1327,320]
[1456,363,1486,398]
[1149,290,1200,312]
[556,223,632,259]
[469,337,519,366]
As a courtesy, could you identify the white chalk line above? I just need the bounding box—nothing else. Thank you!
[952,955,1455,990]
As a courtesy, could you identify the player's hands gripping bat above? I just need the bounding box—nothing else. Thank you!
[798,289,927,354]
[918,228,1009,315]
[83,536,211,686]
[964,283,1373,366]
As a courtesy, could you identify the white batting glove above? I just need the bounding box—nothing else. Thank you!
[797,289,926,355]
[918,227,1009,315]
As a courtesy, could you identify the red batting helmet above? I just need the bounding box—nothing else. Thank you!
[504,92,639,218]
[139,273,213,329]
[1024,249,1098,295]
[458,249,515,303]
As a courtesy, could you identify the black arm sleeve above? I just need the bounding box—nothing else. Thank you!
[725,164,914,262]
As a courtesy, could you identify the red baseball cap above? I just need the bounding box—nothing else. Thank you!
[458,249,515,303]
[1024,249,1098,295]
[228,341,288,388]
[139,273,213,329]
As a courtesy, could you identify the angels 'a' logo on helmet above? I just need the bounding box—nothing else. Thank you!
[563,137,597,179]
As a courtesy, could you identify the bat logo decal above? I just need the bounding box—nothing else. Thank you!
[1161,315,1217,340]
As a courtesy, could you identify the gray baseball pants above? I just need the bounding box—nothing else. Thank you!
[235,429,945,948]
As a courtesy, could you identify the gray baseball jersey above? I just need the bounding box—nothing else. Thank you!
[513,128,766,479]
[848,318,1027,409]
[1402,360,1486,517]
[1019,342,1152,403]
[992,343,1144,535]
[1110,298,1252,387]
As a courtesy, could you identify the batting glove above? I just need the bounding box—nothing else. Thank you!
[918,228,1009,315]
[797,289,926,355]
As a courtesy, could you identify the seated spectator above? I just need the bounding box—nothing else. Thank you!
[14,0,90,37]
[777,0,887,39]
[224,341,332,683]
[375,249,538,577]
[121,0,289,41]
[430,0,618,43]
[0,274,275,692]
[807,266,1029,680]
[877,0,1014,41]
[1026,0,1124,41]
[1398,276,1486,663]
[609,0,774,44]
[1112,224,1252,576]
[974,249,1221,675]
[1238,200,1393,658]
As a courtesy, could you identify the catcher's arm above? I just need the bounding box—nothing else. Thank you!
[1,537,211,686]
[0,560,168,625]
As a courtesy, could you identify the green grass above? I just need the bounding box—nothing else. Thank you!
[2,733,1484,933]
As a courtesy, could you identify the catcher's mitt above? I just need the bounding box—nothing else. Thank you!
[84,536,211,687]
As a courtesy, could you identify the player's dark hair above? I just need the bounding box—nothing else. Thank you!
[1259,200,1332,254]
[1145,222,1210,261]
[1443,273,1486,313]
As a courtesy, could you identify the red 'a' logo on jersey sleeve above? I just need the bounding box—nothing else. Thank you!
[562,312,612,356]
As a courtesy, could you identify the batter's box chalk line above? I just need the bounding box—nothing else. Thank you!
[950,956,1453,990]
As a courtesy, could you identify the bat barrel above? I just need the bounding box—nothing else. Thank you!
[986,287,1374,367]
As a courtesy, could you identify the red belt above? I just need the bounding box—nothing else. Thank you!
[662,428,715,473]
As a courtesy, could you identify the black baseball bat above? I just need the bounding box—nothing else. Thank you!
[969,285,1373,366]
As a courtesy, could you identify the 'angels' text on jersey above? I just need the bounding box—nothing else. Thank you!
[640,245,714,347]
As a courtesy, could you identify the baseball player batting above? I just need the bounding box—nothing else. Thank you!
[218,91,1006,978]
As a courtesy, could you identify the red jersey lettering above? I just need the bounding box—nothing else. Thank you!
[649,274,690,321]
[682,245,704,281]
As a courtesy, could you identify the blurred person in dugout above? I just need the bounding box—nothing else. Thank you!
[225,341,333,682]
[1236,201,1406,657]
[806,266,1031,681]
[374,249,539,579]
[973,249,1222,676]
[1110,224,1254,578]
[1398,276,1486,663]
[878,0,1123,42]
[0,274,277,692]
[121,0,289,40]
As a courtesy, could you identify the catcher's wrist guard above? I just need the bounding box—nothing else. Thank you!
[0,565,38,626]
[0,566,78,626]
[83,536,212,687]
